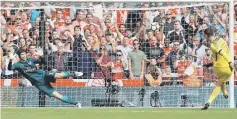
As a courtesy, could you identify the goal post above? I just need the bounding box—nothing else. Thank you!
[229,0,235,108]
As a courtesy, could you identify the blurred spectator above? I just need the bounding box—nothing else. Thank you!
[197,23,208,41]
[30,9,40,25]
[59,16,74,37]
[73,25,90,52]
[85,12,102,27]
[145,58,162,86]
[100,50,127,81]
[190,36,207,67]
[217,4,228,27]
[116,37,133,78]
[47,42,73,72]
[25,40,32,48]
[128,40,147,79]
[73,25,95,79]
[72,10,86,26]
[21,12,32,30]
[234,56,237,85]
[1,46,18,78]
[95,36,113,55]
[126,10,142,31]
[45,21,52,39]
[53,10,65,28]
[92,46,112,79]
[211,16,225,36]
[163,10,174,36]
[86,34,99,52]
[181,14,198,42]
[162,66,177,85]
[142,37,165,66]
[202,49,216,83]
[166,40,181,72]
[27,44,41,69]
[27,44,41,59]
[22,29,33,42]
[133,21,146,41]
[179,55,202,87]
[115,23,127,39]
[83,28,91,39]
[32,17,40,29]
[153,10,162,23]
[203,16,211,27]
[0,47,2,76]
[3,33,18,53]
[18,37,27,52]
[104,19,116,36]
[142,30,154,46]
[7,10,16,26]
[8,14,22,35]
[104,32,117,57]
[167,20,187,45]
[235,4,237,21]
[61,30,75,52]
[45,37,61,54]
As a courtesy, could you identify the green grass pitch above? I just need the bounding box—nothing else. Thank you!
[1,108,237,119]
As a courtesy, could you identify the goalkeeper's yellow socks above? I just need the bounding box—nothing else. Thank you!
[58,95,78,105]
[221,83,228,96]
[207,86,221,104]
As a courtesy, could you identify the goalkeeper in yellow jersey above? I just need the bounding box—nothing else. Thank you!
[202,28,234,110]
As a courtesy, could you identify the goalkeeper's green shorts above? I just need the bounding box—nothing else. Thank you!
[214,67,232,83]
[35,83,55,97]
[44,72,57,83]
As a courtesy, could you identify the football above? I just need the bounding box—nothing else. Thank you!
[18,78,27,87]
[151,22,160,31]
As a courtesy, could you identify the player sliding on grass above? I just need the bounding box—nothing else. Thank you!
[202,28,234,110]
[8,50,83,107]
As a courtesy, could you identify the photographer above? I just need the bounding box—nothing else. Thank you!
[145,58,162,86]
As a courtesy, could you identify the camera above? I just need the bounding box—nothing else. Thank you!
[151,72,159,79]
[105,78,120,95]
[181,94,188,100]
[180,94,194,107]
[150,91,162,107]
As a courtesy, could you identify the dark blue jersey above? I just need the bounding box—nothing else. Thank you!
[10,57,46,85]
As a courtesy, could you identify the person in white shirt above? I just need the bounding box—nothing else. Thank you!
[191,36,207,68]
[116,37,133,78]
[1,47,18,80]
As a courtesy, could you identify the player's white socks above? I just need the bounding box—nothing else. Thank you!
[74,72,83,77]
[76,102,82,108]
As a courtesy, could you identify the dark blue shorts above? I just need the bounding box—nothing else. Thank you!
[44,72,56,83]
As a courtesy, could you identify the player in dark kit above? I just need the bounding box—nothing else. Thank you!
[8,50,83,107]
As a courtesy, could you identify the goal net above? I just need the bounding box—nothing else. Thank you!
[0,1,236,108]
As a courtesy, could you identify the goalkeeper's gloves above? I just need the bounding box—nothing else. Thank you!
[203,62,213,68]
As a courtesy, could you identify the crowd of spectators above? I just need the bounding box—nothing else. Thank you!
[1,2,236,86]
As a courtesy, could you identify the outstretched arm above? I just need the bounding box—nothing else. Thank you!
[8,53,16,70]
[8,59,13,70]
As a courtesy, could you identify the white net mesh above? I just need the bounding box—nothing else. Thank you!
[0,2,236,108]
